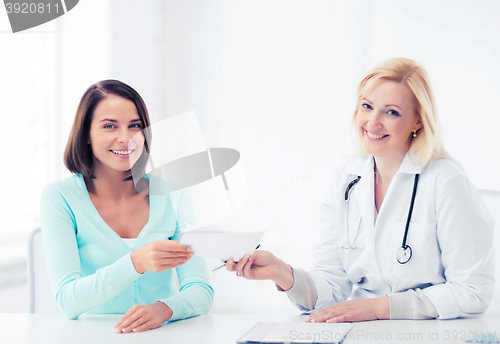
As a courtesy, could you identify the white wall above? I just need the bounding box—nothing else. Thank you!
[72,1,500,312]
[145,0,500,262]
[1,0,499,312]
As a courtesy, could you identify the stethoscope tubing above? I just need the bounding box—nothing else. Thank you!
[401,174,420,250]
[345,176,361,201]
[343,176,361,249]
[343,173,420,264]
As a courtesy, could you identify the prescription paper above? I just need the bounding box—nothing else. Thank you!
[237,321,353,344]
[179,229,265,260]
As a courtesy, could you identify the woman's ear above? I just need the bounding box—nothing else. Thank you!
[414,119,423,131]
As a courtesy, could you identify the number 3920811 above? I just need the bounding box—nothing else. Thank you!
[5,2,61,14]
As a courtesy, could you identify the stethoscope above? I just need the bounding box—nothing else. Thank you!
[342,174,420,264]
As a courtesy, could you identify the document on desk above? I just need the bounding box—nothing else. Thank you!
[237,321,353,344]
[179,229,265,260]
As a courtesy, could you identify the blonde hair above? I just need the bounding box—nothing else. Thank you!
[353,57,452,167]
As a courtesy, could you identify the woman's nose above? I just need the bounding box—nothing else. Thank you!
[367,110,383,127]
[116,128,131,143]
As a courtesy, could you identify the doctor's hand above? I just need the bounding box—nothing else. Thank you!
[306,297,390,323]
[131,240,193,274]
[225,250,294,291]
[114,301,173,333]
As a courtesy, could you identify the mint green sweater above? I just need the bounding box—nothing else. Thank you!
[40,174,213,320]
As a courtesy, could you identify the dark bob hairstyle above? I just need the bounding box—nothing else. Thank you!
[63,79,151,178]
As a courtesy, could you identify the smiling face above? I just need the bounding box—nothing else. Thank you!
[89,95,145,176]
[355,79,423,161]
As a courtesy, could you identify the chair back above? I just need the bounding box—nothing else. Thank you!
[478,189,500,314]
[27,227,60,314]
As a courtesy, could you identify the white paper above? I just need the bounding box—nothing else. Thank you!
[179,229,265,260]
[237,322,353,344]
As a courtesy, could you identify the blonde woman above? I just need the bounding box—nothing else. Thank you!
[226,58,494,321]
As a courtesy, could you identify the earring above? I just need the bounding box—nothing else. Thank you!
[413,129,417,138]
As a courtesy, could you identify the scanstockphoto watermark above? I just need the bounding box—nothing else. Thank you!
[250,183,332,203]
[344,330,423,341]
[249,168,332,203]
[250,168,331,185]
[289,329,499,342]
[289,329,346,342]
[290,329,425,342]
[3,0,79,33]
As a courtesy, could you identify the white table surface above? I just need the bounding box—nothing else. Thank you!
[1,313,499,344]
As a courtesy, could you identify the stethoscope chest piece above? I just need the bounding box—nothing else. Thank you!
[396,245,412,264]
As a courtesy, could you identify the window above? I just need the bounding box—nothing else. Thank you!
[0,11,57,288]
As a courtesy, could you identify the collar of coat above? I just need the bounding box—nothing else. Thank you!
[345,152,423,178]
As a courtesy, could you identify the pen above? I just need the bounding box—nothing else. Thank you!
[211,244,261,272]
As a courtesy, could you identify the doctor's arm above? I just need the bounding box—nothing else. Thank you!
[225,251,295,291]
[304,190,354,311]
[227,176,354,312]
[298,177,391,323]
[300,192,390,322]
[420,174,495,319]
[309,173,495,322]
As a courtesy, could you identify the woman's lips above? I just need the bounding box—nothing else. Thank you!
[365,129,388,140]
[110,149,135,158]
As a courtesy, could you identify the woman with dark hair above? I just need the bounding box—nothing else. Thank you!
[41,80,213,333]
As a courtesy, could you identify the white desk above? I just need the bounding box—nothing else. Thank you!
[1,313,499,344]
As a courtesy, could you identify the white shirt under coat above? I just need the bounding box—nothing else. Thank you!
[289,153,495,319]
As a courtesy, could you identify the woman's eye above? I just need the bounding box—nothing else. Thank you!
[362,103,372,110]
[388,110,400,116]
[129,123,142,129]
[103,124,115,129]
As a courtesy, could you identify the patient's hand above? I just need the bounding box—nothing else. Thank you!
[131,240,193,274]
[113,302,173,333]
[306,297,390,323]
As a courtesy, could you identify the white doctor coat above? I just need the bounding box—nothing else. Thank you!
[305,153,495,319]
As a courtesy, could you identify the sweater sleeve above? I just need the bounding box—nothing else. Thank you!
[40,184,142,319]
[157,189,214,321]
[158,256,214,321]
